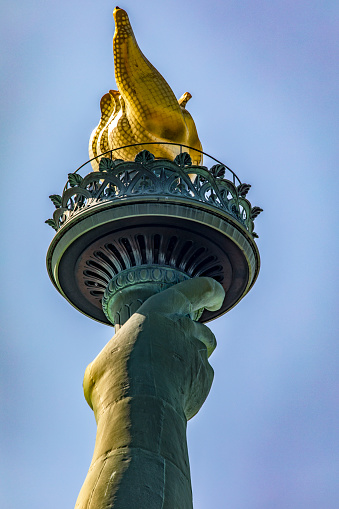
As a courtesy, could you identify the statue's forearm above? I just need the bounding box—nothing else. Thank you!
[76,394,192,508]
[76,292,217,508]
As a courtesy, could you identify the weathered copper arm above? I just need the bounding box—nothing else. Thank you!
[75,278,224,508]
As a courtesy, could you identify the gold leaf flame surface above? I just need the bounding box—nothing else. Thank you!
[89,7,202,169]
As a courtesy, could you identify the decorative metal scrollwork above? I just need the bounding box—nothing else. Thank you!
[46,150,262,237]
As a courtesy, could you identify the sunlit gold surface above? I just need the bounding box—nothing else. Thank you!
[89,7,202,168]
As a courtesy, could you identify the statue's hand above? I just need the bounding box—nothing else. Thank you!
[83,277,224,421]
[138,276,225,357]
[134,277,225,419]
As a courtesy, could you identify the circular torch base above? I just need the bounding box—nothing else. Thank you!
[47,195,259,326]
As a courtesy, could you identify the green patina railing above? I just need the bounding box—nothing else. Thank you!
[46,146,262,237]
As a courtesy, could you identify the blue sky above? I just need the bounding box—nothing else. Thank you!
[1,1,338,507]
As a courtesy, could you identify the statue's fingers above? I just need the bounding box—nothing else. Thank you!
[139,276,225,318]
[169,277,225,314]
[177,317,217,357]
